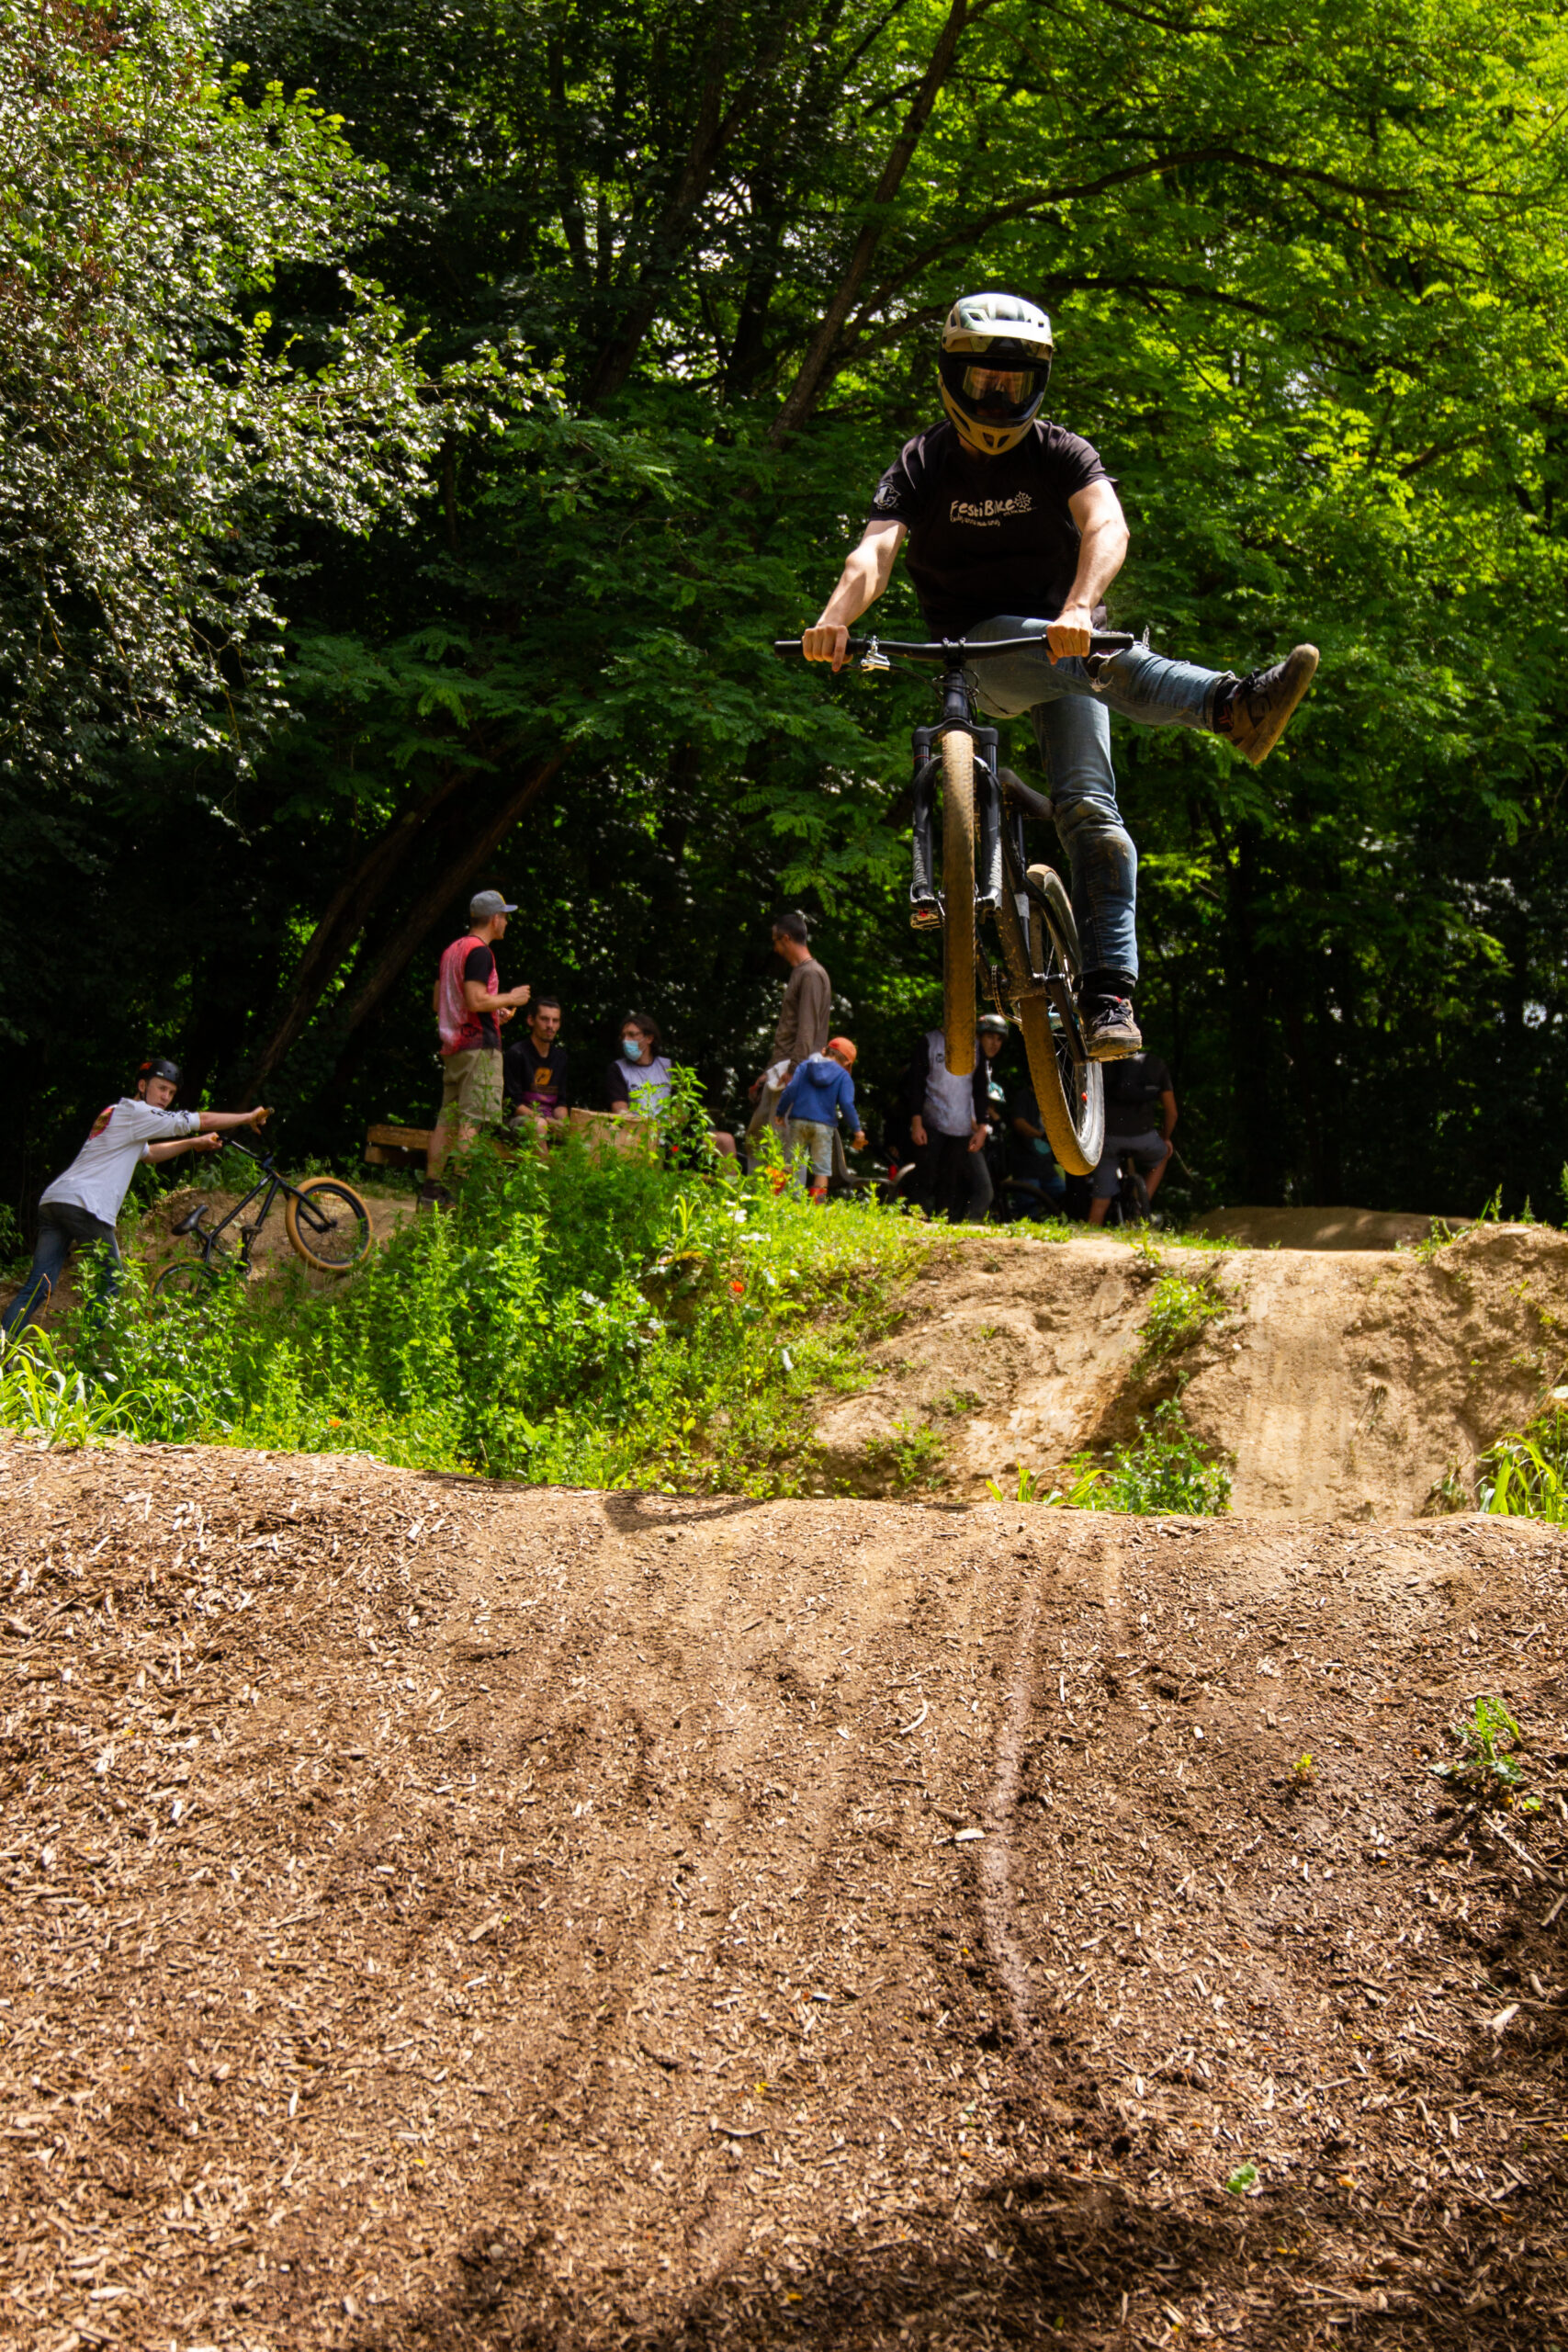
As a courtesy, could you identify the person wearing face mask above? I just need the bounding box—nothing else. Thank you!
[606,1015,737,1157]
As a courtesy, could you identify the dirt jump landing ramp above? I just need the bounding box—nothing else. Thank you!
[814,1226,1568,1519]
[4,1442,1568,2347]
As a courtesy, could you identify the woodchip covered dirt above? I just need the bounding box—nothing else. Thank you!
[3,1439,1568,2348]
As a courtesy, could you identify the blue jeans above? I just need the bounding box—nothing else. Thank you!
[965,615,1226,987]
[0,1202,122,1339]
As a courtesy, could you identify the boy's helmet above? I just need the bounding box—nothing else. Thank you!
[938,292,1055,456]
[137,1056,182,1087]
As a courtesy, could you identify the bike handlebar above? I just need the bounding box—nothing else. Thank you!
[773,630,1135,664]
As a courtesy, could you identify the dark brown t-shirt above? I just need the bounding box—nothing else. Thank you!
[866,418,1111,638]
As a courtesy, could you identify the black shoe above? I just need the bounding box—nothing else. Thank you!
[1219,644,1319,766]
[417,1179,455,1213]
[1082,995,1142,1061]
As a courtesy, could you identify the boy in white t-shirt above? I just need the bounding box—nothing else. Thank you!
[2,1057,266,1338]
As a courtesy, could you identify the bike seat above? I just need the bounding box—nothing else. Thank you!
[171,1204,209,1236]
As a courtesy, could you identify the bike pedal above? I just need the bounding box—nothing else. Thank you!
[909,900,942,932]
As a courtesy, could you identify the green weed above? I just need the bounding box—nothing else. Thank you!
[1430,1695,1538,1809]
[1478,1405,1568,1522]
[1066,1396,1232,1516]
[1224,2161,1259,2195]
[986,1462,1107,1509]
[1401,1219,1460,1265]
[881,1417,947,1493]
[1135,1267,1227,1369]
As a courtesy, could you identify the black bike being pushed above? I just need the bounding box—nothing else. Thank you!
[773,631,1132,1175]
[154,1137,372,1301]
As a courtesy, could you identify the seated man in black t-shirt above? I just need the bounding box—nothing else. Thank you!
[502,994,570,1127]
[801,290,1317,1061]
[1089,1051,1178,1226]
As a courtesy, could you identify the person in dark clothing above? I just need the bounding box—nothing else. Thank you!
[1007,1085,1068,1219]
[745,910,832,1165]
[966,1013,1011,1220]
[1089,1051,1177,1224]
[503,994,570,1125]
[801,290,1317,1063]
[903,1028,987,1223]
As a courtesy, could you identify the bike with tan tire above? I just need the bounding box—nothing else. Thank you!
[153,1132,373,1301]
[773,631,1130,1175]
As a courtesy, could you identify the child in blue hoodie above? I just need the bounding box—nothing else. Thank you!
[776,1037,866,1201]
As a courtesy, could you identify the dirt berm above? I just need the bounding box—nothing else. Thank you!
[5,1439,1568,2348]
[815,1224,1568,1516]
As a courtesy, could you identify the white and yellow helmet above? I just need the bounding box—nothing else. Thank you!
[938,291,1055,456]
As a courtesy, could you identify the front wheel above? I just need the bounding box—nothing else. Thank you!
[940,730,977,1079]
[994,885,1104,1178]
[286,1179,373,1272]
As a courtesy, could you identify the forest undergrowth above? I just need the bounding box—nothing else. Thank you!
[0,1122,930,1494]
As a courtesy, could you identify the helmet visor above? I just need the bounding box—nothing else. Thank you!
[962,364,1045,413]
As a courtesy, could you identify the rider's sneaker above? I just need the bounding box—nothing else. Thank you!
[1082,994,1143,1061]
[1217,644,1319,766]
[909,895,942,932]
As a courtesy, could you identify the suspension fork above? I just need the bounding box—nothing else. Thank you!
[909,720,1003,909]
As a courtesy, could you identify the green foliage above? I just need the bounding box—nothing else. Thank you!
[0,0,441,791]
[1478,1407,1568,1522]
[1224,2162,1259,2196]
[0,1330,135,1447]
[1430,1695,1537,1808]
[877,1417,947,1495]
[986,1461,1106,1509]
[8,1129,929,1492]
[1067,1398,1233,1518]
[1135,1268,1228,1370]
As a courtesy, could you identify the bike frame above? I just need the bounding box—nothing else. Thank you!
[180,1142,323,1270]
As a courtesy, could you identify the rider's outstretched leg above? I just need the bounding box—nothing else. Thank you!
[1030,693,1142,1061]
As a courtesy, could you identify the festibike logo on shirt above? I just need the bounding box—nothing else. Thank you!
[948,492,1034,527]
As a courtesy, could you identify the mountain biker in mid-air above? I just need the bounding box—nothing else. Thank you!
[801,290,1318,1061]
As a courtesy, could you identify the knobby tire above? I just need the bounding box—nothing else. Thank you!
[941,731,977,1080]
[995,876,1104,1178]
[285,1179,373,1272]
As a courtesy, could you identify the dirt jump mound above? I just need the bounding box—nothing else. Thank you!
[4,1441,1568,2346]
[815,1224,1568,1519]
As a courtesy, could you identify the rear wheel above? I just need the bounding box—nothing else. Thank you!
[940,730,977,1079]
[995,876,1103,1177]
[286,1179,373,1272]
[152,1259,220,1308]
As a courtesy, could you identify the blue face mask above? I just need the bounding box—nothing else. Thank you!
[622,1035,643,1057]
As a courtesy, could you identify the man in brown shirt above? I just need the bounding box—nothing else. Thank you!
[745,911,831,1163]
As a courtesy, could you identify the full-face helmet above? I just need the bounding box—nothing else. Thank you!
[938,291,1055,457]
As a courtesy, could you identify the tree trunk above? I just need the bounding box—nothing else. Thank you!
[241,765,472,1104]
[584,0,813,406]
[767,0,973,446]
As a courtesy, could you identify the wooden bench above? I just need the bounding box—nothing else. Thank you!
[365,1108,656,1170]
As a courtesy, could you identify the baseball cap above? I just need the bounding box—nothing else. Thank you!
[827,1035,857,1064]
[977,1013,1009,1035]
[469,889,518,920]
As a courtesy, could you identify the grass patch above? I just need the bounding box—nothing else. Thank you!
[1134,1263,1228,1370]
[1067,1395,1232,1516]
[1477,1400,1568,1521]
[0,1119,931,1496]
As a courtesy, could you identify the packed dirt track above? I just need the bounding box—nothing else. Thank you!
[816,1223,1568,1517]
[5,1442,1568,2347]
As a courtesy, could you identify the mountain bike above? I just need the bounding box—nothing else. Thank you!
[153,1139,372,1301]
[774,630,1133,1175]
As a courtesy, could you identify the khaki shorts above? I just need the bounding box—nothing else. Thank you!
[439,1047,503,1126]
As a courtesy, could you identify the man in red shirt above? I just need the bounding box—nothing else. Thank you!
[425,890,532,1197]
